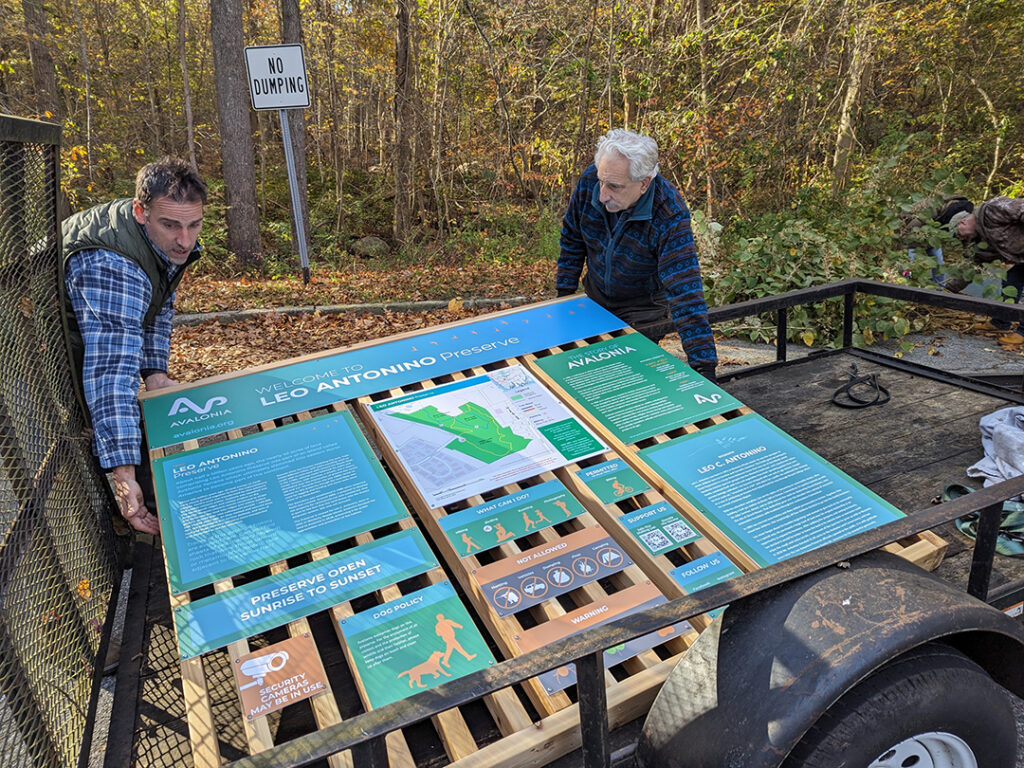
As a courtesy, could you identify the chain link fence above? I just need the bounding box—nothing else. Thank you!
[0,115,120,768]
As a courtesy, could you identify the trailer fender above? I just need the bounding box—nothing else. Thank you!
[636,550,1024,768]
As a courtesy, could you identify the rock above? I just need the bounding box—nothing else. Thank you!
[351,236,389,259]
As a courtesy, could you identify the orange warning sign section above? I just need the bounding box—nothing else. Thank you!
[515,581,662,654]
[232,633,328,720]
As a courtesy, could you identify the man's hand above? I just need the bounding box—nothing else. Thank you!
[557,287,576,297]
[693,362,718,384]
[111,465,160,534]
[144,372,177,391]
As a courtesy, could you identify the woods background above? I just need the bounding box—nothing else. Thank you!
[2,0,1023,339]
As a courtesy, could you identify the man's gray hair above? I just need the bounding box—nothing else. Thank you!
[594,129,660,181]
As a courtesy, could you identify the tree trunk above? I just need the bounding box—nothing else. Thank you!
[70,0,93,177]
[210,0,262,266]
[696,0,712,217]
[20,0,61,120]
[178,0,197,169]
[831,6,872,190]
[280,0,311,255]
[393,0,414,244]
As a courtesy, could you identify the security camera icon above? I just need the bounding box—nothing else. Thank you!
[238,650,289,690]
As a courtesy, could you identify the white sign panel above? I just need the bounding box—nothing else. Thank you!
[244,44,310,111]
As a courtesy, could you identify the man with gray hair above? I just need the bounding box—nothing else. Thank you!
[556,128,718,380]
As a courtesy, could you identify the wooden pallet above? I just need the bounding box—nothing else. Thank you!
[524,331,948,575]
[150,323,948,768]
[353,363,702,722]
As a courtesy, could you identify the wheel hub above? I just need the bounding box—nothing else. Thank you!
[868,731,978,768]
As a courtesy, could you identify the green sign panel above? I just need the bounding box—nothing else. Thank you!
[438,479,586,557]
[575,459,650,505]
[339,581,495,709]
[620,502,700,556]
[532,335,744,444]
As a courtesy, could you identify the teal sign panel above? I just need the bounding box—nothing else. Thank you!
[669,551,742,594]
[143,299,627,448]
[621,501,701,556]
[339,581,495,709]
[640,413,905,567]
[438,480,586,556]
[173,528,437,659]
[155,410,409,594]
[575,459,650,504]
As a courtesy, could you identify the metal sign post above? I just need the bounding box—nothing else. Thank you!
[244,43,312,283]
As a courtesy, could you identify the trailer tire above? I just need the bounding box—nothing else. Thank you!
[782,642,1017,768]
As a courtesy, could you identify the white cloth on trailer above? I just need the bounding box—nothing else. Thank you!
[967,406,1024,496]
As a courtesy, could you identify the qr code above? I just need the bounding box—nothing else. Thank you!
[639,529,672,552]
[664,519,697,543]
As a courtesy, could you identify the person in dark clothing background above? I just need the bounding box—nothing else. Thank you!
[951,196,1024,344]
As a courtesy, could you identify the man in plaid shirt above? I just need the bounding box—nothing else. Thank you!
[556,129,718,381]
[62,158,205,534]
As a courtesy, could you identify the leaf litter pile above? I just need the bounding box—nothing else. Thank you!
[169,258,555,383]
[169,303,507,383]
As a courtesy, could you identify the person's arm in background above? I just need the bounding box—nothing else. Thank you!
[65,250,161,534]
[556,174,590,297]
[657,199,719,382]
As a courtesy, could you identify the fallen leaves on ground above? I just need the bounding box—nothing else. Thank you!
[169,305,509,382]
[175,260,555,314]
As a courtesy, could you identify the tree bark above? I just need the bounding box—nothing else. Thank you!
[20,0,61,119]
[832,5,873,190]
[178,0,197,169]
[210,0,262,266]
[280,0,311,254]
[393,0,414,244]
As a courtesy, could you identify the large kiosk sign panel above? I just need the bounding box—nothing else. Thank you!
[639,413,905,567]
[143,299,627,449]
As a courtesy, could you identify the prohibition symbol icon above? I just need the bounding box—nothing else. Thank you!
[493,586,522,611]
[597,547,623,568]
[572,556,598,577]
[547,566,574,588]
[520,576,547,599]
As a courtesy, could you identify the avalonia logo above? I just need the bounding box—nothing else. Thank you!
[167,396,229,417]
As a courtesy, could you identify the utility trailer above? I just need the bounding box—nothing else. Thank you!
[2,114,1023,768]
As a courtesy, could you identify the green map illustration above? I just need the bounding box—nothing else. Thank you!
[393,402,531,464]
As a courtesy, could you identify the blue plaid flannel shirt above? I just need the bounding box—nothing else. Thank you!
[65,248,181,469]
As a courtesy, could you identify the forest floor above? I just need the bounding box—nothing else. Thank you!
[167,257,1024,384]
[169,257,554,382]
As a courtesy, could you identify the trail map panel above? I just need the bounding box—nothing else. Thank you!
[339,581,494,709]
[154,411,409,593]
[640,413,905,567]
[533,334,744,444]
[369,365,606,507]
